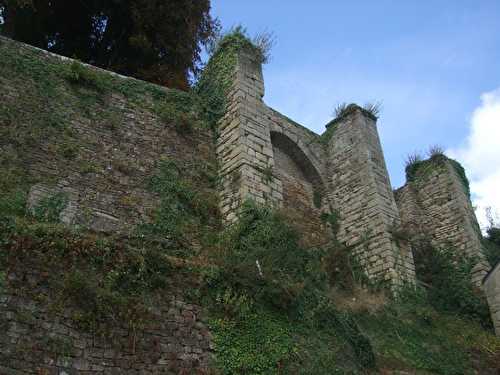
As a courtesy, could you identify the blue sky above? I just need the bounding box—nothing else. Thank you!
[210,0,500,228]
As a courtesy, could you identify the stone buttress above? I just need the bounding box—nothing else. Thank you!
[395,158,490,286]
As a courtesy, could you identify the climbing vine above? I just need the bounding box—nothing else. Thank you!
[195,28,264,128]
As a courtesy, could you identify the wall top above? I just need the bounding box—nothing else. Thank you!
[325,104,378,129]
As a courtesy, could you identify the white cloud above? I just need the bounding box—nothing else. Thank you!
[448,87,500,230]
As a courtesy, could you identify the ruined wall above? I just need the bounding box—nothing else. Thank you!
[0,36,216,373]
[0,271,213,374]
[324,109,415,285]
[215,47,332,247]
[394,157,490,286]
[215,45,415,285]
[0,36,215,235]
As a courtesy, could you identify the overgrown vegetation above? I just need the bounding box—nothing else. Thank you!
[201,201,376,373]
[483,209,500,266]
[0,156,218,338]
[137,158,219,254]
[404,147,471,198]
[412,242,492,327]
[195,26,271,128]
[0,31,499,375]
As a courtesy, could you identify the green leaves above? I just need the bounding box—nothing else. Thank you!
[33,192,68,223]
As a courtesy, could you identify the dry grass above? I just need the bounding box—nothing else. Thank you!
[331,286,388,314]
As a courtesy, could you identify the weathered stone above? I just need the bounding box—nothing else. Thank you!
[216,43,415,286]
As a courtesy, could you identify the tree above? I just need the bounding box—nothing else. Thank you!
[0,0,219,89]
[483,207,500,266]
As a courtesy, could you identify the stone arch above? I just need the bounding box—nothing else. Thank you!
[270,131,331,247]
[268,122,327,180]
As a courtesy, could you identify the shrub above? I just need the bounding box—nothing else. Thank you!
[413,244,492,327]
[4,221,173,335]
[205,200,376,371]
[33,192,68,223]
[333,102,348,118]
[65,61,107,92]
[211,200,327,312]
[484,223,500,266]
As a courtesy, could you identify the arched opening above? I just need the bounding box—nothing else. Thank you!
[270,131,330,247]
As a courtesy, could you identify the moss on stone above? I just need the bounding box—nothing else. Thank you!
[405,154,471,199]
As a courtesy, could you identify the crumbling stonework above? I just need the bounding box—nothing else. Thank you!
[215,45,415,286]
[0,36,215,236]
[0,272,214,374]
[395,158,490,286]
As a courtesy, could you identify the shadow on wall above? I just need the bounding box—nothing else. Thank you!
[270,131,331,247]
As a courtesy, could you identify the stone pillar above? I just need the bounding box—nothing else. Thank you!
[216,47,282,222]
[484,263,500,336]
[326,106,416,287]
[395,157,490,286]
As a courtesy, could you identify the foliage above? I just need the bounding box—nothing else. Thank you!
[448,158,471,198]
[209,309,295,375]
[428,144,445,158]
[412,243,491,327]
[203,201,376,373]
[357,285,499,375]
[0,0,220,89]
[484,226,500,266]
[210,201,327,312]
[2,219,173,335]
[32,192,68,223]
[333,102,349,118]
[405,151,446,182]
[404,151,472,198]
[0,188,26,218]
[195,26,266,128]
[363,101,382,118]
[66,61,106,92]
[138,159,219,253]
[154,90,200,134]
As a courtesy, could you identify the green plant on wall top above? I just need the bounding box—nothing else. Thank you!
[405,148,472,198]
[195,26,269,128]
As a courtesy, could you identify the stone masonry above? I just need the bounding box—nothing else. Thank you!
[395,158,490,286]
[216,45,416,286]
[0,271,214,374]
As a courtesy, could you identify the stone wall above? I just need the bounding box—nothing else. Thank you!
[325,109,415,286]
[0,36,215,235]
[0,272,213,374]
[216,45,415,285]
[0,36,216,374]
[215,47,331,247]
[484,263,500,336]
[394,158,490,286]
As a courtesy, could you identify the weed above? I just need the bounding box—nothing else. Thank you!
[65,61,107,92]
[33,192,68,223]
[333,102,348,118]
[413,242,492,327]
[58,142,79,159]
[363,102,382,118]
[428,144,445,158]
